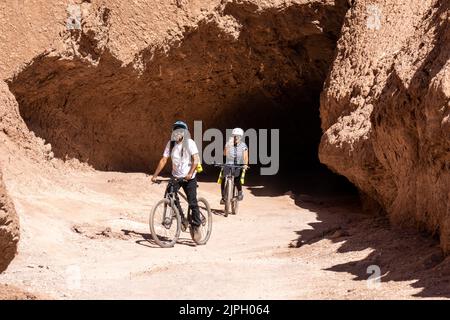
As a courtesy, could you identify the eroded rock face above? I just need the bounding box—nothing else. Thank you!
[0,0,350,272]
[6,0,348,172]
[319,0,450,251]
[0,0,448,256]
[0,170,19,273]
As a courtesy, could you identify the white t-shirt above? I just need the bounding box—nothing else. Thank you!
[163,138,199,178]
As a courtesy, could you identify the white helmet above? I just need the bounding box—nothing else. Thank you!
[232,127,244,137]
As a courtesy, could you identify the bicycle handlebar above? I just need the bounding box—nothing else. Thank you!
[214,163,249,169]
[152,177,186,184]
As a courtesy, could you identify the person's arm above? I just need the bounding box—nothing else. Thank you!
[185,139,200,180]
[152,156,168,182]
[243,149,249,169]
[185,153,199,180]
[224,137,233,160]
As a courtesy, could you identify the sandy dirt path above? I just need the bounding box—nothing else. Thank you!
[0,154,448,299]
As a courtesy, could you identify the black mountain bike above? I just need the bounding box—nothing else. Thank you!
[215,164,247,217]
[149,177,212,248]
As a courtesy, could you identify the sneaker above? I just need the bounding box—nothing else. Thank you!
[192,225,202,243]
[220,198,225,205]
[237,191,243,201]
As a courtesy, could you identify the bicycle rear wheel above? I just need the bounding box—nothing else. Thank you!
[149,199,181,248]
[190,197,212,245]
[232,198,239,215]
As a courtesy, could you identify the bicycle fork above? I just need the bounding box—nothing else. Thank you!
[162,199,174,228]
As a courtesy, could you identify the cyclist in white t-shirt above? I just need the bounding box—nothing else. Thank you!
[151,121,202,239]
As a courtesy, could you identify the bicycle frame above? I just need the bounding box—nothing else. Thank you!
[150,177,212,247]
[163,178,190,221]
[225,175,237,200]
[216,164,246,201]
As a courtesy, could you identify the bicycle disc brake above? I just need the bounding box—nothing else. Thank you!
[181,215,189,232]
[162,207,175,229]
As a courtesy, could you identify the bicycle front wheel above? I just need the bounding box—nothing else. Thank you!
[190,197,212,245]
[149,199,181,248]
[224,179,233,217]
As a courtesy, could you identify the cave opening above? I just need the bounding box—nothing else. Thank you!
[7,1,356,197]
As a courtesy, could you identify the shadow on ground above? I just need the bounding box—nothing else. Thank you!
[122,229,197,248]
[298,197,450,298]
[149,162,450,297]
[205,168,450,298]
[271,183,450,298]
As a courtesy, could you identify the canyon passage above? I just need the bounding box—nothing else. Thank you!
[0,0,449,299]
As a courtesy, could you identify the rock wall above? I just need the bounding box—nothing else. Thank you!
[0,170,19,273]
[0,0,448,261]
[5,0,348,172]
[319,0,450,251]
[0,0,348,272]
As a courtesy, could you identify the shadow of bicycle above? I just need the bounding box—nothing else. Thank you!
[210,207,226,216]
[122,229,197,248]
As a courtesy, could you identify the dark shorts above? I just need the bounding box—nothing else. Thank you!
[223,166,242,177]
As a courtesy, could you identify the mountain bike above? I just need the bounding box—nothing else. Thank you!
[149,177,212,248]
[215,164,247,217]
